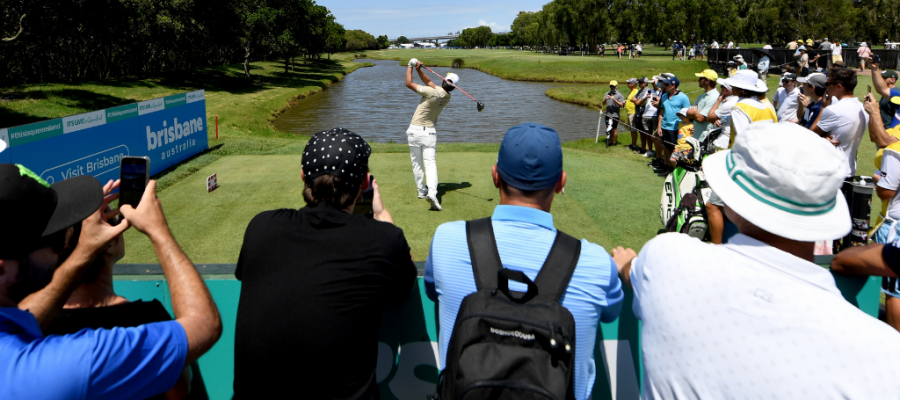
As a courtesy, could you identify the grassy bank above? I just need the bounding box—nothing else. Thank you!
[1,60,370,190]
[335,49,708,84]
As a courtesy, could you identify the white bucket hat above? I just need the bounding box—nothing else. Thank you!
[721,70,759,92]
[703,122,850,241]
[445,72,460,86]
[756,79,769,92]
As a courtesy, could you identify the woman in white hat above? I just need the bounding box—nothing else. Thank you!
[733,54,748,70]
[858,42,872,72]
[611,122,900,399]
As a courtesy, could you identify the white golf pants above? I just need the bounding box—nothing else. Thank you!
[407,124,438,197]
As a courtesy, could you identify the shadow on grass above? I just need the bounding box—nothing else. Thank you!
[436,182,490,203]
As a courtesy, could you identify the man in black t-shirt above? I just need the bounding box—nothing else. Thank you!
[233,128,417,399]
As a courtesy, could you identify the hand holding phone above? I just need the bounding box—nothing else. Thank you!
[119,156,150,208]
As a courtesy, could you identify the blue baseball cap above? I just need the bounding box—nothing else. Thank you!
[496,123,563,191]
[660,75,680,87]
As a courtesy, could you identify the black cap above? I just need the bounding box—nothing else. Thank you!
[0,164,102,259]
[302,128,371,189]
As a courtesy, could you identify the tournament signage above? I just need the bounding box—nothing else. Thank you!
[0,90,208,183]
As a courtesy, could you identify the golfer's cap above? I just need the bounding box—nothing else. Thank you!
[445,72,460,86]
[883,70,899,80]
[797,72,827,89]
[0,164,102,259]
[496,123,563,191]
[677,108,690,118]
[782,73,798,81]
[694,69,718,81]
[703,122,850,241]
[610,80,618,86]
[626,78,638,84]
[302,128,371,189]
[660,75,680,87]
[637,77,649,84]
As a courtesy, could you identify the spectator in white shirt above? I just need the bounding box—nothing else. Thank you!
[611,122,900,399]
[811,68,869,177]
[773,73,803,123]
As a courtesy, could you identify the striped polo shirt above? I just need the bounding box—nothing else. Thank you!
[424,205,624,400]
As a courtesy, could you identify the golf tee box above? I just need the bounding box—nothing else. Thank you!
[207,173,218,192]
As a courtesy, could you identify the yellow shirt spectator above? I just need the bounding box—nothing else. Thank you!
[625,88,638,115]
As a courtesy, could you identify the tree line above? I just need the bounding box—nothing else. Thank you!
[0,0,388,85]
[509,0,890,51]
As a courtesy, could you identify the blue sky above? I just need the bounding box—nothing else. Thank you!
[316,0,547,39]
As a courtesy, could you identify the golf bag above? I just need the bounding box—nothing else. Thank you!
[698,127,723,158]
[660,168,712,240]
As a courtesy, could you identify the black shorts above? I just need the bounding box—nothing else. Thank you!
[637,51,642,56]
[661,129,678,150]
[606,116,619,130]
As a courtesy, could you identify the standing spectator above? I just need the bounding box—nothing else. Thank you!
[697,42,706,61]
[832,40,844,65]
[633,77,654,154]
[798,72,827,129]
[0,166,222,400]
[655,75,691,177]
[604,81,626,146]
[734,54,748,70]
[773,73,802,123]
[233,129,416,399]
[618,43,624,59]
[868,61,900,128]
[707,78,739,151]
[858,42,873,72]
[798,46,811,76]
[672,41,679,60]
[635,42,643,58]
[425,122,624,400]
[612,122,900,399]
[688,69,720,142]
[757,51,771,79]
[726,39,734,49]
[811,68,869,177]
[819,37,832,52]
[688,45,696,60]
[644,76,665,163]
[711,39,719,49]
[763,41,773,50]
[599,43,606,58]
[787,38,799,50]
[625,78,640,151]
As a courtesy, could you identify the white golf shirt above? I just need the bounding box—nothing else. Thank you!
[817,96,868,176]
[631,233,900,400]
[773,86,800,122]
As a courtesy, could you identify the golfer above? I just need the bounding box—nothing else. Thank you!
[405,58,457,211]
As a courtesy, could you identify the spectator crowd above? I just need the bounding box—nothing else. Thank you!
[5,50,900,400]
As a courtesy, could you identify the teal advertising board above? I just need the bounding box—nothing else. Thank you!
[0,91,208,182]
[113,270,880,400]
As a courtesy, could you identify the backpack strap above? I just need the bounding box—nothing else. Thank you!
[466,218,503,291]
[533,231,581,303]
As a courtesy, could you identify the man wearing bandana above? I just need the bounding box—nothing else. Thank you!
[232,128,417,399]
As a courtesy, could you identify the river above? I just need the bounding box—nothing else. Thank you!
[273,59,603,143]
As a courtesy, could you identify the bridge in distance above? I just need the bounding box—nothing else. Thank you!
[388,35,457,43]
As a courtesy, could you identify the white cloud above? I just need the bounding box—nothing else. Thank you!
[478,19,501,29]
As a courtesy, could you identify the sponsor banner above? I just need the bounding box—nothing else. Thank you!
[0,129,9,163]
[8,119,63,147]
[186,90,205,104]
[140,100,207,175]
[164,93,187,109]
[106,103,139,124]
[63,110,106,134]
[138,98,165,115]
[10,118,140,184]
[4,92,207,183]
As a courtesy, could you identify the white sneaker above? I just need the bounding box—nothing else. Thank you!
[426,194,442,211]
[644,150,656,158]
[417,192,426,199]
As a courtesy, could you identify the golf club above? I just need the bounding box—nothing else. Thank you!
[422,65,485,112]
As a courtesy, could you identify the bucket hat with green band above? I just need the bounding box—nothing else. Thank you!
[703,122,850,241]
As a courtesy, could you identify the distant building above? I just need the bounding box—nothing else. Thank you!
[414,42,436,49]
[399,43,415,49]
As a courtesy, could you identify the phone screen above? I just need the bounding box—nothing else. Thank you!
[120,157,149,208]
[353,175,375,216]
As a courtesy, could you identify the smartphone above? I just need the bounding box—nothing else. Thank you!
[119,156,150,208]
[868,85,873,95]
[353,175,375,216]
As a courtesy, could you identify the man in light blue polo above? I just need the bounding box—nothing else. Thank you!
[424,123,624,400]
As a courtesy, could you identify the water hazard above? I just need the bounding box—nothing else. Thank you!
[273,59,603,143]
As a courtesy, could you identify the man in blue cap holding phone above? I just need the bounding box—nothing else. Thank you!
[424,122,624,399]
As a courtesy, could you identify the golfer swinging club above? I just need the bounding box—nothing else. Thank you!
[405,58,457,211]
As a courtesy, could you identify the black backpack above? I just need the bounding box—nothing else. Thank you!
[431,217,580,400]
